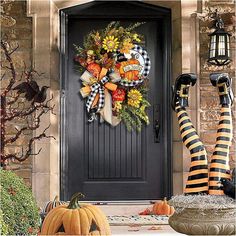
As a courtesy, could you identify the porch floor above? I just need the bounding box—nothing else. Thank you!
[110,225,182,235]
[95,203,182,235]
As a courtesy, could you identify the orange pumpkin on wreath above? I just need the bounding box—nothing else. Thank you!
[119,58,141,81]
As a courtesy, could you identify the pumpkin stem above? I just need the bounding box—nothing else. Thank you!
[54,195,59,202]
[67,192,85,209]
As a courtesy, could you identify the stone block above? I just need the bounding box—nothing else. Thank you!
[205,144,215,155]
[9,40,32,51]
[173,142,183,172]
[173,172,183,195]
[2,28,32,40]
[23,178,32,188]
[200,110,220,121]
[13,17,32,30]
[172,112,181,141]
[33,142,51,173]
[183,146,191,172]
[14,169,31,179]
[182,172,189,189]
[9,134,30,146]
[201,96,219,110]
[32,173,50,207]
[200,121,219,130]
[200,131,217,144]
[4,145,23,156]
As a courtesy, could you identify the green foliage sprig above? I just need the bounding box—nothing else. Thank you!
[119,99,150,132]
[74,21,144,57]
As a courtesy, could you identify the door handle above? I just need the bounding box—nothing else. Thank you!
[154,119,160,143]
[153,104,161,143]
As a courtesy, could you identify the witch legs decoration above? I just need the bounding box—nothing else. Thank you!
[172,73,233,195]
[208,73,233,195]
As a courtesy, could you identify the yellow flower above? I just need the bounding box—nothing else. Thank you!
[127,89,142,108]
[113,101,122,111]
[120,38,134,54]
[133,33,141,42]
[102,36,119,52]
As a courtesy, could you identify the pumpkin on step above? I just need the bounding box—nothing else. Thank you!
[152,197,175,216]
[42,195,66,215]
[41,193,111,235]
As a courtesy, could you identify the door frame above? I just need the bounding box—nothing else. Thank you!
[60,1,172,201]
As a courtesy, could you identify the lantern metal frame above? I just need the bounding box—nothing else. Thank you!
[208,11,231,66]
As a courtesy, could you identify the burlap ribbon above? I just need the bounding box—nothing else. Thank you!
[80,68,119,124]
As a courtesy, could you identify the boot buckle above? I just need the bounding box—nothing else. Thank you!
[179,84,190,98]
[217,82,228,95]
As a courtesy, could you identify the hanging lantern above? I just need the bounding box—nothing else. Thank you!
[208,11,231,66]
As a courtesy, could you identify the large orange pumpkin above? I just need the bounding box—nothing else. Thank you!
[41,193,111,235]
[119,58,140,81]
[152,197,175,216]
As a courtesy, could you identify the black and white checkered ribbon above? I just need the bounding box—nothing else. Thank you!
[133,45,151,77]
[86,76,108,112]
[120,78,144,87]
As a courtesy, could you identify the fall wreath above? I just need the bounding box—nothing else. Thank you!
[74,21,151,132]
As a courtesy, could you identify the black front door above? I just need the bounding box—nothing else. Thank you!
[60,1,172,201]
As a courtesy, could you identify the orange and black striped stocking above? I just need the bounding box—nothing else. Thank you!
[209,104,232,195]
[175,102,208,194]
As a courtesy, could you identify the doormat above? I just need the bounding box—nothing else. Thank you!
[107,215,169,226]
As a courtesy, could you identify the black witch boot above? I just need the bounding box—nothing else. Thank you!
[171,73,197,111]
[210,73,234,106]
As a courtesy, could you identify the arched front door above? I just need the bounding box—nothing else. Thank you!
[60,1,172,201]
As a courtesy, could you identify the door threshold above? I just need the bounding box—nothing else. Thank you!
[76,200,157,205]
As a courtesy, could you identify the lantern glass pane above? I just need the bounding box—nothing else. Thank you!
[227,35,230,57]
[218,35,225,55]
[209,35,216,58]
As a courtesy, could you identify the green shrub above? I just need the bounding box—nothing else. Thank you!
[0,169,40,235]
[0,209,8,235]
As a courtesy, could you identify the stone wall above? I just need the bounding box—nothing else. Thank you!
[199,0,235,169]
[1,0,33,186]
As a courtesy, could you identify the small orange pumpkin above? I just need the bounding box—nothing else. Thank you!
[152,197,175,216]
[119,58,140,81]
[42,195,66,215]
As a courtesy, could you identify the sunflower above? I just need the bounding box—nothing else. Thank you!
[120,38,134,54]
[102,36,119,52]
[127,89,142,108]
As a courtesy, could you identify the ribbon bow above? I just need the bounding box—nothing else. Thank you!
[86,76,109,112]
[80,68,117,121]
